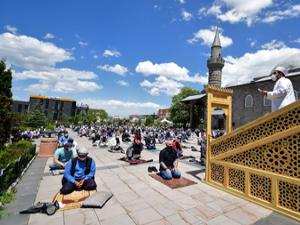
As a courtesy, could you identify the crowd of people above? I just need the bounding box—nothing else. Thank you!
[48,124,209,194]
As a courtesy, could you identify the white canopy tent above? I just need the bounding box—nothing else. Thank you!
[160,118,173,125]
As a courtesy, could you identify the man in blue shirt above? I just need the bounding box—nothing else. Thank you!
[49,142,77,170]
[58,130,70,147]
[60,147,97,195]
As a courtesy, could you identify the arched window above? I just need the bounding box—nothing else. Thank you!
[263,96,271,106]
[245,95,253,108]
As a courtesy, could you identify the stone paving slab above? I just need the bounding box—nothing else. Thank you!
[19,130,299,225]
[0,156,47,225]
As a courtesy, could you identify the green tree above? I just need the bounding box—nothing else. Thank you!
[145,115,155,126]
[0,61,13,149]
[24,109,48,129]
[170,87,200,128]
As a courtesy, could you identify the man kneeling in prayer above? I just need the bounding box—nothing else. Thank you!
[60,147,97,195]
[125,136,143,160]
[159,141,181,180]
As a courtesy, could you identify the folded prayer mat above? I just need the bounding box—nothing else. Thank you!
[81,191,113,208]
[52,190,96,211]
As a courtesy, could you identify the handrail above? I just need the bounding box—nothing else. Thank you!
[211,100,300,145]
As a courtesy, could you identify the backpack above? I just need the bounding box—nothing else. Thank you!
[71,156,92,176]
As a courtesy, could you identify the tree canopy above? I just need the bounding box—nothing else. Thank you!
[0,60,13,149]
[170,87,200,128]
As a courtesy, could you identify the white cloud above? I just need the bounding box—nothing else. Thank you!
[0,32,72,70]
[207,0,273,26]
[294,38,300,44]
[140,76,184,96]
[4,25,17,34]
[261,40,287,50]
[116,80,129,86]
[261,4,300,23]
[249,39,256,47]
[79,98,163,117]
[178,0,185,4]
[103,49,121,58]
[187,27,233,48]
[93,55,99,59]
[136,60,207,84]
[97,64,128,76]
[78,41,88,47]
[14,68,101,93]
[182,10,193,21]
[44,33,55,39]
[223,46,300,87]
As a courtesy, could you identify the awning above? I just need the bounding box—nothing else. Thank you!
[181,94,206,102]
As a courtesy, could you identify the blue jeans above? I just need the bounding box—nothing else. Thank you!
[160,166,181,180]
[49,163,64,170]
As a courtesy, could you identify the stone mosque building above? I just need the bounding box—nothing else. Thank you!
[182,29,300,129]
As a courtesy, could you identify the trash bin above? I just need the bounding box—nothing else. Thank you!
[39,137,58,157]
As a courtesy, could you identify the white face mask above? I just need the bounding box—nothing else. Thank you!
[271,74,277,81]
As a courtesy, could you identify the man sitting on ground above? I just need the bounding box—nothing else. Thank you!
[58,130,70,147]
[126,136,143,160]
[159,141,181,180]
[60,147,97,195]
[49,142,77,170]
[145,132,156,150]
[173,136,183,158]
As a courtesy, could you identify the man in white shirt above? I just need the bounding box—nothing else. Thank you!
[260,66,296,112]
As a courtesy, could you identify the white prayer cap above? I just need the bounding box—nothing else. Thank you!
[272,66,288,76]
[77,147,88,154]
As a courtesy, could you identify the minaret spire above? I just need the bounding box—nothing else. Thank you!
[207,27,224,87]
[212,27,221,47]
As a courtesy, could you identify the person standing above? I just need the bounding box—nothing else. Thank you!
[260,66,296,112]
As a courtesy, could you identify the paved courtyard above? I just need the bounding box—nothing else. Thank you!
[6,130,299,225]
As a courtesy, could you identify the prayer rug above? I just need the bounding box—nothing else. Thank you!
[52,190,96,211]
[119,157,153,165]
[179,155,195,160]
[149,173,197,189]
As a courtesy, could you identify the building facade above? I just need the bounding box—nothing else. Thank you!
[11,100,29,114]
[29,95,77,120]
[157,108,170,120]
[11,95,88,121]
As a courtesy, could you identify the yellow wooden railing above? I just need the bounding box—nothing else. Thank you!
[205,99,300,221]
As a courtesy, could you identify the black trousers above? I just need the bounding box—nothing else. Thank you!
[60,178,97,195]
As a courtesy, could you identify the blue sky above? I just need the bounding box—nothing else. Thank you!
[1,0,300,116]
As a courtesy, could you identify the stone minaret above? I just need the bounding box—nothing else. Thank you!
[207,28,224,87]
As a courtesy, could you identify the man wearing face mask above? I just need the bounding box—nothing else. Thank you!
[260,66,296,112]
[60,147,97,194]
[49,142,77,170]
[58,130,70,147]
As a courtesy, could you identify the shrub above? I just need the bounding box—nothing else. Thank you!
[0,141,36,193]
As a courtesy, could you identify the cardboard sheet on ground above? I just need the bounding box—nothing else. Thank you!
[108,148,124,153]
[149,173,197,189]
[119,157,153,165]
[52,190,96,211]
[81,191,113,208]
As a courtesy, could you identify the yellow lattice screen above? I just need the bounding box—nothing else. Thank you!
[205,91,300,221]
